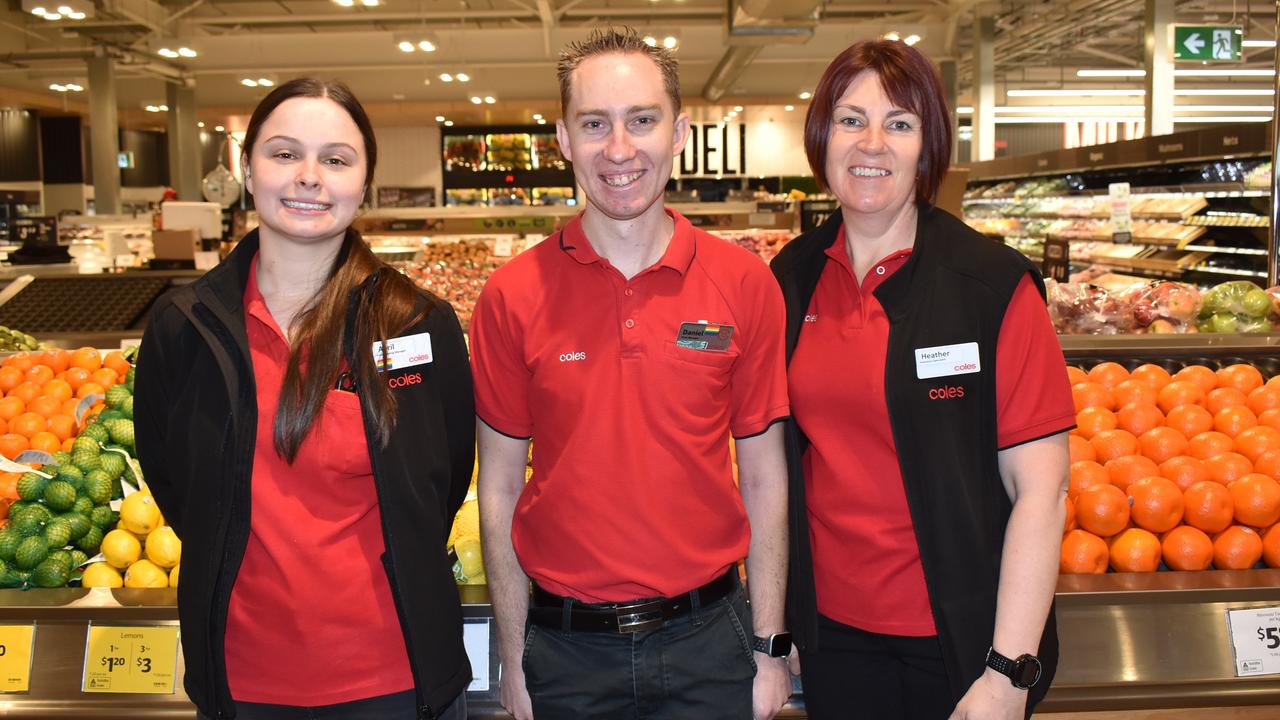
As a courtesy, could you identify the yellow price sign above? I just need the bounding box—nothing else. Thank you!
[82,624,180,694]
[0,624,35,692]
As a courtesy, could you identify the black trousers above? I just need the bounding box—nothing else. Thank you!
[522,584,757,720]
[799,614,953,720]
[198,689,467,720]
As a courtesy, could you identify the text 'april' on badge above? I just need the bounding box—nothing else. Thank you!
[373,332,434,373]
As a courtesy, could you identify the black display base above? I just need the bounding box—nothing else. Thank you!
[8,246,72,265]
[147,259,196,270]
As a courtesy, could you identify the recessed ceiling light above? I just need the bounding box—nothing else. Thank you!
[904,34,920,45]
[784,105,794,111]
[733,105,743,112]
[455,72,470,82]
[49,84,66,92]
[360,0,378,5]
[418,40,436,52]
[662,36,677,49]
[536,119,546,125]
[398,41,415,52]
[66,10,83,18]
[198,121,205,128]
[444,120,454,126]
[177,47,197,57]
[42,13,61,20]
[145,105,159,112]
[215,125,225,132]
[484,96,495,104]
[65,83,81,91]
[241,78,258,87]
[643,35,657,47]
[30,7,45,15]
[799,91,812,100]
[158,104,168,111]
[532,113,543,120]
[333,0,354,5]
[158,48,178,58]
[258,78,273,87]
[470,96,482,104]
[883,32,901,41]
[435,115,446,122]
[440,73,453,82]
[56,5,70,13]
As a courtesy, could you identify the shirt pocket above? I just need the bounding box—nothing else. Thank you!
[317,389,372,476]
[662,341,737,370]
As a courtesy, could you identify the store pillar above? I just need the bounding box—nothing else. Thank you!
[166,83,202,201]
[972,15,996,162]
[939,59,959,159]
[87,54,121,215]
[1143,0,1174,136]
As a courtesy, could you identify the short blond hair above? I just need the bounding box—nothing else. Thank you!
[557,27,681,116]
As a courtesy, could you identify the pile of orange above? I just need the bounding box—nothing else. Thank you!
[1063,361,1280,574]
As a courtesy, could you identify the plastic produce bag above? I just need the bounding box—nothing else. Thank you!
[1197,281,1273,333]
[1047,279,1135,335]
[1124,281,1201,333]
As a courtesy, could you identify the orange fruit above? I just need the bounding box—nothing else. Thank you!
[1116,403,1165,436]
[102,350,131,377]
[1214,406,1258,438]
[1127,476,1185,533]
[28,431,60,455]
[1233,426,1280,464]
[0,433,28,459]
[0,367,21,394]
[23,365,52,387]
[0,397,24,424]
[1069,460,1111,500]
[25,396,60,420]
[40,379,72,404]
[1204,452,1254,486]
[1228,473,1280,527]
[1160,455,1211,491]
[1255,448,1280,481]
[69,347,102,372]
[0,472,17,500]
[62,367,91,391]
[7,382,41,406]
[1247,386,1280,416]
[1075,483,1131,537]
[1269,374,1280,390]
[1260,408,1280,433]
[1174,365,1218,394]
[59,438,74,453]
[1162,526,1214,571]
[1158,380,1206,414]
[1066,366,1089,386]
[1183,480,1235,534]
[1130,364,1174,390]
[89,367,118,389]
[1188,431,1235,460]
[1075,407,1117,439]
[1217,364,1265,395]
[1064,495,1076,532]
[1069,435,1097,463]
[1112,379,1158,408]
[75,382,105,400]
[1109,527,1162,572]
[1091,429,1138,463]
[1205,387,1249,416]
[46,414,75,443]
[3,352,35,373]
[7,412,45,439]
[1060,529,1108,574]
[1073,382,1116,412]
[1213,525,1264,569]
[1263,524,1280,568]
[59,398,79,418]
[1105,454,1159,492]
[1138,426,1188,464]
[39,348,70,374]
[1088,362,1130,389]
[1166,405,1214,438]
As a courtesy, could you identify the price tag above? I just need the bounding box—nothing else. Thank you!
[463,619,490,692]
[82,625,180,693]
[0,625,36,692]
[492,237,514,257]
[1109,182,1132,243]
[1227,606,1280,676]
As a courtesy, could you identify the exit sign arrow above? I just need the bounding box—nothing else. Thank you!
[1183,32,1205,55]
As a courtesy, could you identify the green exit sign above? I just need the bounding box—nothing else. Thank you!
[1174,25,1241,61]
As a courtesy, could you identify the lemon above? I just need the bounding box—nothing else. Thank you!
[100,529,142,569]
[123,559,169,588]
[463,571,486,586]
[119,493,161,536]
[169,563,179,588]
[454,535,484,579]
[144,527,181,569]
[81,562,123,588]
[450,500,479,545]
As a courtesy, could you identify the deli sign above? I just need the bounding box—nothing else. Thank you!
[679,123,748,177]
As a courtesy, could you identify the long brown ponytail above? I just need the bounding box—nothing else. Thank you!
[241,78,427,463]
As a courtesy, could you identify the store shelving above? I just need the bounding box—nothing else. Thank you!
[442,125,577,207]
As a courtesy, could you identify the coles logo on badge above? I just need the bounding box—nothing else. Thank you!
[388,372,423,389]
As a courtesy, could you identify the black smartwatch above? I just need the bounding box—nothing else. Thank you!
[752,632,793,658]
[985,647,1042,689]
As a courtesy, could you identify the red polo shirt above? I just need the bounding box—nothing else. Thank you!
[224,259,414,705]
[788,232,1074,636]
[470,209,789,602]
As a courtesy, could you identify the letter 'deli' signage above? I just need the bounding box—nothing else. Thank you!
[679,123,748,177]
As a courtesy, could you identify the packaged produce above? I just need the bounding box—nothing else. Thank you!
[444,136,485,172]
[1124,281,1202,334]
[1047,280,1134,335]
[1196,280,1273,334]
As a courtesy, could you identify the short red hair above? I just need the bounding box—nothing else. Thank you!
[804,40,952,206]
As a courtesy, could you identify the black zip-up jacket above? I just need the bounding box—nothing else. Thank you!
[771,206,1059,711]
[134,231,475,720]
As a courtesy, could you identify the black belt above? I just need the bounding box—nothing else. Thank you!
[528,569,738,634]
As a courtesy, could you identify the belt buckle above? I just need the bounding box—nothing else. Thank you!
[614,600,664,633]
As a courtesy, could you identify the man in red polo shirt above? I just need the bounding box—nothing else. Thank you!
[471,27,792,720]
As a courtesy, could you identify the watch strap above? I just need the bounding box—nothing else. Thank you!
[985,647,1042,689]
[752,632,792,657]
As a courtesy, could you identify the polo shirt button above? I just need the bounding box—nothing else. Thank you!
[625,319,635,329]
[624,288,634,297]
[876,266,886,275]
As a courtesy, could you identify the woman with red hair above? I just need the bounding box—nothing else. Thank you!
[771,40,1073,719]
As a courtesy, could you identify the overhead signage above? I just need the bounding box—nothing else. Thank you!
[679,123,748,177]
[1174,25,1241,62]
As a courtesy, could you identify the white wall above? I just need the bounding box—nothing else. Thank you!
[373,125,443,203]
[742,108,811,178]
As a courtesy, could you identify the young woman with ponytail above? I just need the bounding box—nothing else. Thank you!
[134,79,475,720]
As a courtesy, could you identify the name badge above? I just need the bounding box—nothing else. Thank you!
[676,322,734,352]
[373,332,434,372]
[915,342,981,380]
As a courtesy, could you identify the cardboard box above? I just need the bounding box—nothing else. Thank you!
[152,228,201,260]
[936,166,971,217]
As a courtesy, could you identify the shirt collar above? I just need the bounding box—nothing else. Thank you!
[559,208,697,276]
[825,222,914,269]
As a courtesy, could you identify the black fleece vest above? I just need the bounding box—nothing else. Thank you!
[772,205,1059,710]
